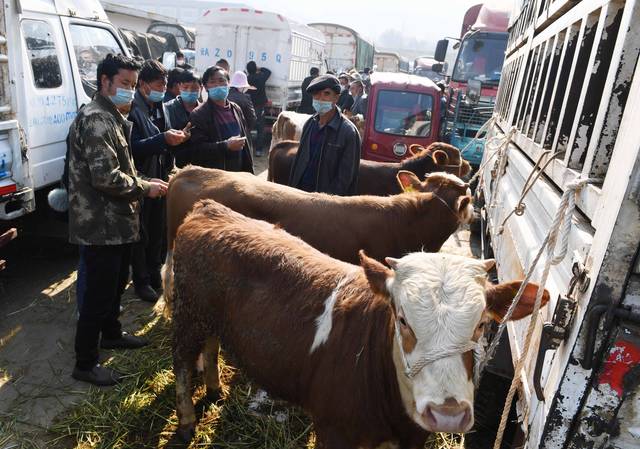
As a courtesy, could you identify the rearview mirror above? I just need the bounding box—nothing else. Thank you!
[431,63,444,73]
[435,40,448,62]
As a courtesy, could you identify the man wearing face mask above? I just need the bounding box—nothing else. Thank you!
[188,65,254,172]
[128,59,190,303]
[288,74,361,195]
[67,54,168,386]
[228,70,257,131]
[164,70,202,168]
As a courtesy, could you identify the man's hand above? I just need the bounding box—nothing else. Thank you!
[147,179,169,198]
[165,129,190,146]
[226,136,246,151]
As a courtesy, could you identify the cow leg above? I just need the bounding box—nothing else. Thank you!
[174,332,201,442]
[314,427,352,449]
[202,335,221,400]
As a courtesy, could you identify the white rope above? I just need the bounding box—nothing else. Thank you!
[488,176,599,449]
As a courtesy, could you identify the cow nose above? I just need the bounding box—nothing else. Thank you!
[422,397,473,433]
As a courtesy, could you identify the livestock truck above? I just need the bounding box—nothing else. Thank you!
[477,0,640,447]
[195,8,325,120]
[0,0,131,223]
[308,23,374,73]
[436,2,510,167]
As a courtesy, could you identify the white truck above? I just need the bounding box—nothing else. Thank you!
[477,0,640,447]
[308,23,375,74]
[0,0,130,221]
[373,51,409,73]
[194,7,325,119]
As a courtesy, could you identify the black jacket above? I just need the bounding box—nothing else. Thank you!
[128,91,174,181]
[186,99,254,173]
[337,89,354,111]
[289,109,361,196]
[298,75,317,114]
[247,68,272,108]
[228,87,257,130]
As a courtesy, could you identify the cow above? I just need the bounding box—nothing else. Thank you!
[171,199,550,447]
[268,141,472,196]
[270,110,366,149]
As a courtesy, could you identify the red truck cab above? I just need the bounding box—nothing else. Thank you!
[361,72,442,162]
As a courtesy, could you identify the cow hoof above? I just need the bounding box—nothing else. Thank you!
[177,424,196,442]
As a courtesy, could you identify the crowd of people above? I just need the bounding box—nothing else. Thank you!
[67,53,362,386]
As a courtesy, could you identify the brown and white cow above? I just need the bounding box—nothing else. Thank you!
[268,141,472,196]
[171,199,550,447]
[165,167,473,268]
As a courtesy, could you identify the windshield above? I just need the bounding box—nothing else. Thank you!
[452,35,507,84]
[374,90,434,137]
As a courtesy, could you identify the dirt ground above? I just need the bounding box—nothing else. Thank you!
[0,155,478,448]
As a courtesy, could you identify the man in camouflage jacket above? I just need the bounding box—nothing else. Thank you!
[67,54,168,386]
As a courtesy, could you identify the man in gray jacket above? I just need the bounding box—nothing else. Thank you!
[68,54,168,386]
[288,74,361,196]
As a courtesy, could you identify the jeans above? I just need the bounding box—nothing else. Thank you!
[74,244,131,369]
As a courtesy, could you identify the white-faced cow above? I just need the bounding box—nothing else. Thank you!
[171,200,550,447]
[268,141,472,196]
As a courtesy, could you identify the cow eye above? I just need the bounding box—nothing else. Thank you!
[399,317,407,327]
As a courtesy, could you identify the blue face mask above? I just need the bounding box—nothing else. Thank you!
[180,90,199,104]
[312,99,334,115]
[109,87,135,106]
[147,89,165,103]
[208,86,229,101]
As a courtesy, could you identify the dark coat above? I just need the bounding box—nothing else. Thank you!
[128,91,174,181]
[228,87,257,130]
[187,100,254,173]
[289,109,360,196]
[247,68,272,108]
[298,75,317,114]
[337,89,354,111]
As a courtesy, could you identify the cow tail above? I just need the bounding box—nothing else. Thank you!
[157,249,175,319]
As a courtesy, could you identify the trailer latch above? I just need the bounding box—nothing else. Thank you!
[533,261,588,400]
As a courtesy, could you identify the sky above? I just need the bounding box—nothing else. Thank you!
[215,0,513,54]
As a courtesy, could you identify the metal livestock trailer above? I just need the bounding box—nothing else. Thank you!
[478,0,640,447]
[308,23,374,73]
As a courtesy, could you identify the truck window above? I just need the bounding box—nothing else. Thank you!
[374,90,434,137]
[22,20,63,89]
[452,35,508,84]
[69,25,123,97]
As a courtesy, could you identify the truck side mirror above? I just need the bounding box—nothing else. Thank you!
[431,63,444,73]
[435,40,448,62]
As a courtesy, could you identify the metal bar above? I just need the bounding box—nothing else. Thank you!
[532,34,560,142]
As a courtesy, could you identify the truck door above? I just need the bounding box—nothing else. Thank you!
[58,19,127,109]
[17,13,77,190]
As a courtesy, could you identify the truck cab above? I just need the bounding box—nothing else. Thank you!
[360,72,441,162]
[0,0,129,221]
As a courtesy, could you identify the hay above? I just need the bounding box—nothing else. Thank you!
[48,308,465,449]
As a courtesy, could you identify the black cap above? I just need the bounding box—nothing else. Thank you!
[306,74,341,94]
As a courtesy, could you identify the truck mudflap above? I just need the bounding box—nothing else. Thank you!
[563,324,640,448]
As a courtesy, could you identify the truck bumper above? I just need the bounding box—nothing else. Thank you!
[0,186,34,220]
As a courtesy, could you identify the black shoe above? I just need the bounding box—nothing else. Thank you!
[135,284,159,303]
[101,332,149,350]
[72,364,122,386]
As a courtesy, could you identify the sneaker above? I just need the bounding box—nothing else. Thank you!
[135,284,159,303]
[101,332,149,350]
[72,364,122,386]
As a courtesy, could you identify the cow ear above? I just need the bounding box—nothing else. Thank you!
[456,195,474,222]
[485,281,551,322]
[397,170,423,193]
[432,149,450,166]
[409,144,423,156]
[359,250,393,295]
